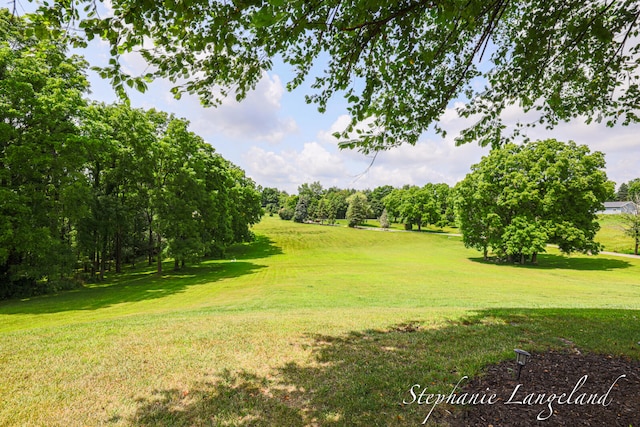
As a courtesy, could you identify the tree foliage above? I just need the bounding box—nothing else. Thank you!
[378,208,390,229]
[1,10,89,296]
[617,183,630,201]
[0,12,262,297]
[627,178,640,200]
[366,185,394,218]
[293,195,309,223]
[22,0,640,152]
[346,192,370,227]
[260,186,285,215]
[382,184,453,230]
[620,194,640,255]
[454,139,610,263]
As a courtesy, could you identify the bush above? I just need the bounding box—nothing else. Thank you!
[379,209,390,229]
[278,207,294,220]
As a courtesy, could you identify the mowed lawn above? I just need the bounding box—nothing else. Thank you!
[0,216,639,426]
[596,214,638,254]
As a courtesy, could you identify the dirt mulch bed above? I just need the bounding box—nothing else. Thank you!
[445,350,640,426]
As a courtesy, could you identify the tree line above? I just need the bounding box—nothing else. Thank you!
[260,182,456,230]
[263,139,623,264]
[0,12,262,299]
[615,179,640,202]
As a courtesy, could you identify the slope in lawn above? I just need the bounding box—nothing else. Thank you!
[0,217,639,426]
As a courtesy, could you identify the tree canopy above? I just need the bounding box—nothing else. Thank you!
[620,194,640,255]
[0,11,262,298]
[346,192,369,227]
[382,184,453,230]
[20,0,640,152]
[454,139,610,263]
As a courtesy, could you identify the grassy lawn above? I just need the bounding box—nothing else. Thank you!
[333,218,459,234]
[0,216,639,426]
[596,214,637,254]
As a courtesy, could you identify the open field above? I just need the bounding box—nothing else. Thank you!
[596,214,637,254]
[1,216,639,426]
[333,218,459,234]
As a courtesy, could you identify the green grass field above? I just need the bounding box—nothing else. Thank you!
[596,214,637,254]
[0,216,639,426]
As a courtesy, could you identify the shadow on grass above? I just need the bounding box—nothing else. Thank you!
[0,234,283,315]
[469,253,632,271]
[0,261,266,315]
[130,308,640,426]
[226,235,284,260]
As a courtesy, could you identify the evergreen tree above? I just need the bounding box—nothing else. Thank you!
[293,196,309,223]
[346,192,369,228]
[617,183,629,201]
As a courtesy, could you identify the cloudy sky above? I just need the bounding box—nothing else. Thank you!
[79,30,640,195]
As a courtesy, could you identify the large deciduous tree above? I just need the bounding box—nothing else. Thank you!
[454,139,610,264]
[1,11,263,296]
[24,0,640,152]
[1,10,89,296]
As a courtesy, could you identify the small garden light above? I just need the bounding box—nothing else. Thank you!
[514,349,531,380]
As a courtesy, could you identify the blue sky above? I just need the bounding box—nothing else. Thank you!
[73,9,640,195]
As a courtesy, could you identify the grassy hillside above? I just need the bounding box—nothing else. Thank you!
[596,214,637,254]
[0,216,638,426]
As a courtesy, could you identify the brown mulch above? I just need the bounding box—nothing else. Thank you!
[445,350,640,426]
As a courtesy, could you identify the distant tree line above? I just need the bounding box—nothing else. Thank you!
[615,179,640,202]
[263,139,616,265]
[262,182,456,230]
[0,14,262,299]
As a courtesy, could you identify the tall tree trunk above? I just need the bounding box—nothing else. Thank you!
[100,234,108,280]
[156,233,162,274]
[91,249,97,280]
[91,231,98,279]
[99,251,105,281]
[148,215,154,266]
[115,230,122,273]
[532,252,538,264]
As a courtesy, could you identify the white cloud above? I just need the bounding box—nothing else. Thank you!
[317,114,351,145]
[277,104,640,193]
[190,73,298,143]
[240,112,490,192]
[297,142,349,177]
[428,103,640,188]
[315,114,380,146]
[244,146,298,187]
[504,111,640,187]
[345,136,487,189]
[243,142,350,192]
[310,113,489,190]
